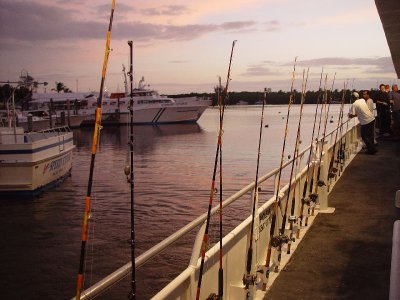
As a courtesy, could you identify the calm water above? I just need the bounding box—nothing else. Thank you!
[0,104,348,299]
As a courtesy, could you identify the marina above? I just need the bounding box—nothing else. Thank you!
[0,0,400,299]
[0,105,358,299]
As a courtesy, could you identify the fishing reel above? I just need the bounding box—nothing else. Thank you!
[206,293,219,300]
[270,234,290,248]
[301,197,311,205]
[242,273,256,287]
[288,215,297,224]
[309,193,318,203]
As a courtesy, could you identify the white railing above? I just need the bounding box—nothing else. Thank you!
[75,119,361,300]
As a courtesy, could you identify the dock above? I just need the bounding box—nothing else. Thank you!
[266,140,400,299]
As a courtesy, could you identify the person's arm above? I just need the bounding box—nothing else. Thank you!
[348,113,356,118]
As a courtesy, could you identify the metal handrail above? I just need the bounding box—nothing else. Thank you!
[75,118,357,300]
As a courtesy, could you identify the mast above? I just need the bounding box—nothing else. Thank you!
[75,1,116,299]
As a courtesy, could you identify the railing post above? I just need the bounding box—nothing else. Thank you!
[319,140,329,211]
[190,222,207,267]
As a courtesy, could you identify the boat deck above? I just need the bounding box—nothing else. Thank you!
[265,139,400,300]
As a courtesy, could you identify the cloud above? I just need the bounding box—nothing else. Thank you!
[170,60,188,64]
[294,57,387,66]
[141,5,191,16]
[0,1,257,44]
[263,20,281,31]
[281,57,395,74]
[96,3,135,14]
[241,64,283,77]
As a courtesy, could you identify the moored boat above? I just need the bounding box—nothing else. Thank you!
[0,126,75,197]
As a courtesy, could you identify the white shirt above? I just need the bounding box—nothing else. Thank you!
[365,98,374,114]
[350,98,375,125]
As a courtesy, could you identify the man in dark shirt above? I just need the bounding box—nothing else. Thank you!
[375,83,391,136]
[389,84,400,138]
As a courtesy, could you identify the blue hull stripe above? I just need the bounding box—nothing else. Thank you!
[151,108,163,123]
[0,137,73,155]
[154,108,166,122]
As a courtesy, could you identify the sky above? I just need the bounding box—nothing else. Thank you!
[0,0,398,94]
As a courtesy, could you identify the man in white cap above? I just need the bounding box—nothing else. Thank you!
[348,90,377,154]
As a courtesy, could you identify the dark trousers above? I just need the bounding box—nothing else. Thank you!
[361,120,376,153]
[378,108,391,134]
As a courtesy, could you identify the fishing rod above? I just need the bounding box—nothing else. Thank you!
[263,57,297,289]
[284,68,309,256]
[297,68,324,235]
[196,40,237,300]
[127,40,136,300]
[75,1,115,299]
[217,75,223,300]
[327,81,348,190]
[303,74,329,227]
[337,78,354,173]
[334,80,349,177]
[243,88,267,292]
[308,73,336,217]
[275,68,308,258]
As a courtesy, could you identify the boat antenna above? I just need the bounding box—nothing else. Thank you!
[282,68,309,256]
[126,40,136,300]
[263,57,298,290]
[297,68,324,234]
[308,72,336,217]
[196,40,237,300]
[75,1,115,299]
[243,87,267,291]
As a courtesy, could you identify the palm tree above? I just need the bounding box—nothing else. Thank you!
[52,81,71,93]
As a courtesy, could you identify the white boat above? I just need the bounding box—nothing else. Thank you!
[0,126,75,197]
[30,78,212,125]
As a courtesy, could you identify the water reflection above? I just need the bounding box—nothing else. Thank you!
[0,105,351,299]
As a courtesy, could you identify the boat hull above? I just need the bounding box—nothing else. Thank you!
[0,128,75,197]
[81,105,209,125]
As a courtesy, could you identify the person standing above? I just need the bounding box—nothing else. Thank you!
[389,84,400,138]
[375,83,391,136]
[348,90,377,154]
